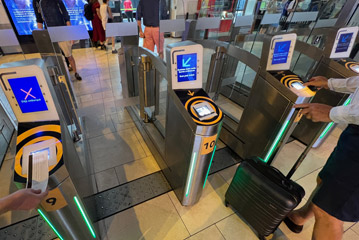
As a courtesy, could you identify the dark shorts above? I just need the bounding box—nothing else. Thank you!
[313,124,359,222]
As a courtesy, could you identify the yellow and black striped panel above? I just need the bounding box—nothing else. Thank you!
[280,75,302,88]
[184,96,223,126]
[269,70,305,89]
[14,121,63,183]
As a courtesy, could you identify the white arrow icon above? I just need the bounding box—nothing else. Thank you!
[182,57,191,67]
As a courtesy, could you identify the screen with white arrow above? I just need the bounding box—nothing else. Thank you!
[177,53,197,82]
[266,33,297,71]
[330,26,359,59]
[8,76,48,113]
[272,41,291,65]
[335,33,353,53]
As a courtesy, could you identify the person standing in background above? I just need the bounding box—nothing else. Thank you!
[100,0,117,53]
[90,0,106,50]
[123,0,134,22]
[33,0,82,80]
[136,0,167,58]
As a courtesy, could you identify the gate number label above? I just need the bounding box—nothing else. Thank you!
[41,188,68,212]
[200,135,217,155]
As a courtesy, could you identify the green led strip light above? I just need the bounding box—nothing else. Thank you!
[319,98,351,139]
[185,152,197,197]
[203,123,222,189]
[203,145,217,189]
[319,122,334,139]
[37,209,64,240]
[74,196,96,238]
[264,120,290,163]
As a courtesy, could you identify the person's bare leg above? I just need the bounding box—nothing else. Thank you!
[312,204,343,240]
[111,37,117,52]
[288,177,322,225]
[67,56,77,73]
[68,55,82,80]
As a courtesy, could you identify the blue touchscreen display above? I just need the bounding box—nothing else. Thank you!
[8,76,48,113]
[177,53,197,82]
[3,0,92,36]
[272,40,291,65]
[335,33,353,53]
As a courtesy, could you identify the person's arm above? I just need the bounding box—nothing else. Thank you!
[33,0,43,29]
[108,6,113,19]
[329,103,359,125]
[0,189,48,215]
[328,76,359,94]
[96,7,102,19]
[57,0,71,25]
[293,102,359,125]
[161,0,168,20]
[296,75,359,124]
[136,0,144,37]
[304,76,359,94]
[287,1,296,13]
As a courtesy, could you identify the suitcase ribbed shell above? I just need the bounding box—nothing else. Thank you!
[225,158,305,237]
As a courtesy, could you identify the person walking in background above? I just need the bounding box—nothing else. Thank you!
[90,0,106,50]
[136,0,168,58]
[100,0,117,53]
[123,0,134,22]
[33,0,82,80]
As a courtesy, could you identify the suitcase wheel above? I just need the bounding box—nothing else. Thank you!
[224,200,229,207]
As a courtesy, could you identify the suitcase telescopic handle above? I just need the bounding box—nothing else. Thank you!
[286,123,328,179]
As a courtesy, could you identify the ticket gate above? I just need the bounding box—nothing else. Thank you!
[164,41,223,206]
[221,34,316,163]
[0,59,97,239]
[292,26,359,147]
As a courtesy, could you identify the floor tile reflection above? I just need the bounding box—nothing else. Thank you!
[168,174,233,235]
[88,128,147,172]
[105,194,190,240]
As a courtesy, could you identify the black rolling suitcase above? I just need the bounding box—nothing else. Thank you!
[224,131,319,239]
[225,157,305,238]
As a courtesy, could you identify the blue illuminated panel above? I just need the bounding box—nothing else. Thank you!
[177,53,197,82]
[272,41,291,65]
[3,0,92,36]
[335,33,353,53]
[8,76,48,113]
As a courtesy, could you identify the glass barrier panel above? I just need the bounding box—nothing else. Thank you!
[305,0,352,50]
[0,5,25,128]
[38,0,119,143]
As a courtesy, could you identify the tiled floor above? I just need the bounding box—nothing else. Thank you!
[1,39,359,240]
